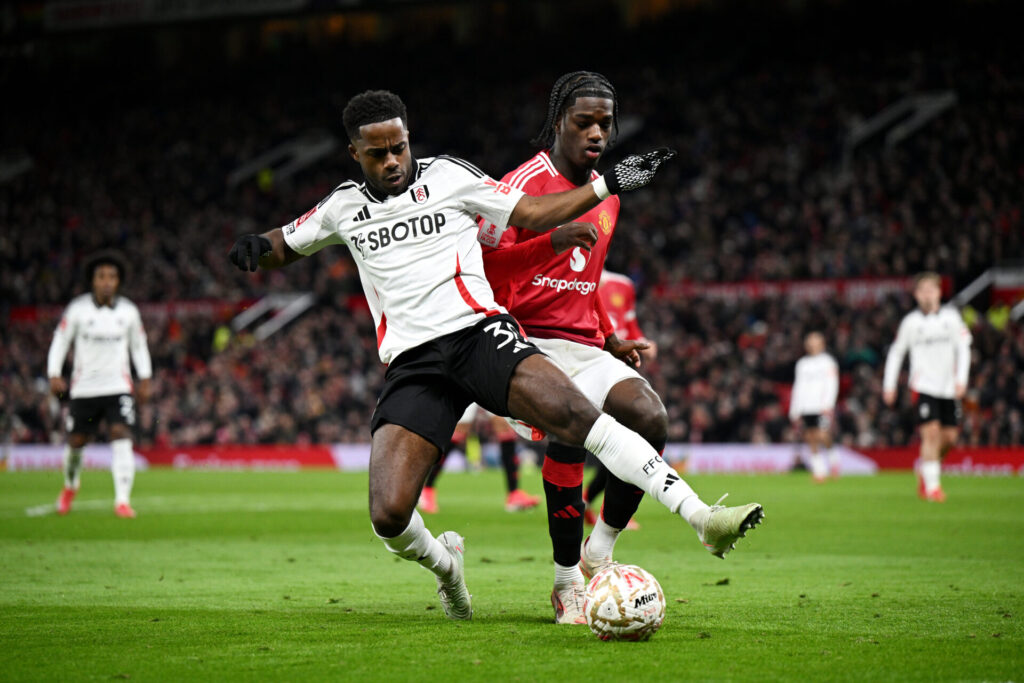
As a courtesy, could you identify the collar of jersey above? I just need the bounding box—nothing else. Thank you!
[91,294,118,309]
[359,158,423,204]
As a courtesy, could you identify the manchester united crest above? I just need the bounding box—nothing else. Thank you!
[598,211,612,235]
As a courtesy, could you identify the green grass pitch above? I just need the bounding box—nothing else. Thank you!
[1,468,1021,681]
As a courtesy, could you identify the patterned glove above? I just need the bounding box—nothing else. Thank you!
[605,148,676,194]
[228,234,272,272]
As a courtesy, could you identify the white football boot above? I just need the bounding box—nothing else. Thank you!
[578,536,614,582]
[435,531,472,620]
[550,583,587,625]
[696,494,764,558]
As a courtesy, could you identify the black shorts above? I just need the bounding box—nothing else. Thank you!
[370,314,543,452]
[800,414,831,430]
[916,393,961,427]
[67,394,136,435]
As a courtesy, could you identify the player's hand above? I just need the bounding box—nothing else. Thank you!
[136,378,152,404]
[605,148,676,194]
[639,339,658,363]
[49,377,67,398]
[604,334,649,368]
[883,389,897,407]
[550,223,598,255]
[229,234,272,272]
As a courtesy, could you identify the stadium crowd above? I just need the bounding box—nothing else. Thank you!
[2,7,1022,448]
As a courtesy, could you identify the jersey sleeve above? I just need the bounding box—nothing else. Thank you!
[789,360,804,420]
[824,357,839,411]
[129,305,153,380]
[883,315,911,392]
[282,191,346,256]
[444,160,524,242]
[47,304,76,378]
[953,311,972,388]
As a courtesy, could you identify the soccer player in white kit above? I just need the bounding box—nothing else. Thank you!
[47,252,152,518]
[228,90,762,621]
[883,272,972,502]
[789,332,840,482]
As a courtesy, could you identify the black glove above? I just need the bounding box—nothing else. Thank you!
[228,234,272,272]
[605,147,676,194]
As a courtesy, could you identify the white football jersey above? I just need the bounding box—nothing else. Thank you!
[283,156,525,364]
[47,294,152,399]
[789,352,839,419]
[883,306,972,399]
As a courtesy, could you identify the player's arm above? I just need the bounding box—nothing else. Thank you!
[509,148,675,232]
[129,307,154,403]
[882,318,910,406]
[597,295,646,368]
[824,359,840,415]
[47,307,75,398]
[954,313,972,399]
[482,223,597,288]
[789,362,803,422]
[228,228,305,272]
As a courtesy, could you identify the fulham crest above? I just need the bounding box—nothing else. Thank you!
[410,185,430,204]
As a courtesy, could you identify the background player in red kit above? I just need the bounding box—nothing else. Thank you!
[480,72,763,624]
[582,269,659,527]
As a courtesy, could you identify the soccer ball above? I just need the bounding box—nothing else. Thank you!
[583,563,666,641]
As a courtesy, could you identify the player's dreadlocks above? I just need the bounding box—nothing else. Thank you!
[82,249,127,287]
[343,90,409,141]
[531,71,618,149]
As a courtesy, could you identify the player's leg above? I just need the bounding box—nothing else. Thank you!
[507,354,762,558]
[492,414,539,511]
[541,442,588,624]
[57,398,96,515]
[583,461,608,525]
[805,425,828,482]
[917,419,943,500]
[108,395,138,517]
[581,378,664,570]
[58,430,89,515]
[824,422,840,478]
[369,424,472,619]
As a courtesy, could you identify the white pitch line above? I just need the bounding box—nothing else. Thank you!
[16,496,362,518]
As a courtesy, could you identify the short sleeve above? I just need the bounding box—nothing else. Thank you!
[444,163,524,235]
[282,191,346,256]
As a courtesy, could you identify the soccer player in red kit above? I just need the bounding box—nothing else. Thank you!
[480,72,764,624]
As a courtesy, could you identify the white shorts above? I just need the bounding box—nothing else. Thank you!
[508,337,647,441]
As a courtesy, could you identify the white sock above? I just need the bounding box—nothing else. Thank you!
[63,445,83,489]
[584,414,709,530]
[828,447,840,474]
[376,510,453,578]
[111,439,135,505]
[920,460,941,494]
[554,562,584,590]
[586,518,621,562]
[810,452,827,480]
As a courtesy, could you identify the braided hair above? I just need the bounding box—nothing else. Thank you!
[342,90,408,141]
[531,71,618,149]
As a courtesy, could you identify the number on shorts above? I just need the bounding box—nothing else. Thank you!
[483,320,530,354]
[119,395,136,426]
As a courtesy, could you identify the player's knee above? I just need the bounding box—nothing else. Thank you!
[617,396,668,451]
[369,499,413,538]
[539,396,600,447]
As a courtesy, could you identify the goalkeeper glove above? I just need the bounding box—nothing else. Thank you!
[594,148,676,198]
[228,234,272,272]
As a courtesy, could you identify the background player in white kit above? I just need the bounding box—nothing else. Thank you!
[47,252,152,518]
[789,331,840,482]
[883,272,972,502]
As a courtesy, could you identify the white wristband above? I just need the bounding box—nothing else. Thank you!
[591,175,612,200]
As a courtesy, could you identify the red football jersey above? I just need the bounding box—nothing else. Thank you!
[598,270,645,340]
[480,150,620,347]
